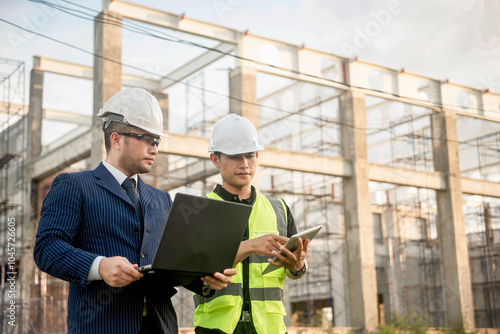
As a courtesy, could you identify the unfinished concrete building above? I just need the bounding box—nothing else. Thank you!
[0,1,499,332]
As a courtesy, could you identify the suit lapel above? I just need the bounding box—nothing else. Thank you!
[93,163,134,206]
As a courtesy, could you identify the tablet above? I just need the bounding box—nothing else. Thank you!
[261,224,322,275]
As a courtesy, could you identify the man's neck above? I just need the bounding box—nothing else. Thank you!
[105,157,132,178]
[221,182,252,200]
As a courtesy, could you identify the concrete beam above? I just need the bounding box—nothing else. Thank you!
[0,102,27,115]
[461,178,500,198]
[159,132,209,158]
[158,132,484,195]
[0,102,93,126]
[29,124,500,201]
[158,42,236,90]
[259,148,350,177]
[105,1,498,124]
[44,109,91,126]
[35,57,93,80]
[368,164,445,190]
[30,131,91,180]
[258,63,500,123]
[33,55,500,126]
[349,60,400,96]
[108,0,238,43]
[35,57,159,90]
[441,81,485,115]
[0,102,91,126]
[157,132,351,176]
[161,160,219,191]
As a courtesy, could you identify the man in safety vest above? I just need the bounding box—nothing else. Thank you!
[193,113,310,334]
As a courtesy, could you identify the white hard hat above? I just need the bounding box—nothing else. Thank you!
[97,88,168,137]
[208,114,264,155]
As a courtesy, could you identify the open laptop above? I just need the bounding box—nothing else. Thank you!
[138,193,251,286]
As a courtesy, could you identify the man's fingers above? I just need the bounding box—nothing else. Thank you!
[273,249,295,263]
[295,237,303,254]
[303,239,310,253]
[202,269,237,290]
[268,257,285,267]
[273,235,288,243]
[214,272,232,283]
[202,274,230,290]
[117,258,143,279]
[100,256,143,287]
[222,268,237,276]
[121,257,133,265]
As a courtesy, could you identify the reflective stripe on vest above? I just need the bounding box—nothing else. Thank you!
[193,191,288,334]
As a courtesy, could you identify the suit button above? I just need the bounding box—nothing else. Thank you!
[129,207,134,213]
[134,229,140,234]
[141,252,145,258]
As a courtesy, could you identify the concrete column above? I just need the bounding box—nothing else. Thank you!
[24,57,45,332]
[431,110,474,329]
[340,90,378,332]
[152,91,169,131]
[229,66,260,189]
[91,9,122,168]
[384,208,404,319]
[332,233,349,327]
[27,57,44,159]
[229,66,258,124]
[151,91,169,187]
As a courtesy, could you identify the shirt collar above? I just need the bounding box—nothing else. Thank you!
[102,161,138,189]
[214,184,256,205]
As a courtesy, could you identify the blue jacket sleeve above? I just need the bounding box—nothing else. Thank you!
[34,174,99,287]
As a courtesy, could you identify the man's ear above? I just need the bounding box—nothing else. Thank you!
[110,132,122,151]
[210,153,220,168]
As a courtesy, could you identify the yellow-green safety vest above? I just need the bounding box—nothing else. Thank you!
[193,191,288,334]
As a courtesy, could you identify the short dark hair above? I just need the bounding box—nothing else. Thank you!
[103,122,130,153]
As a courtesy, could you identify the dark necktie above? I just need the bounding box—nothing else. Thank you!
[122,178,144,229]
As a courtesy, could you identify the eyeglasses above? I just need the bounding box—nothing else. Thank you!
[115,132,161,147]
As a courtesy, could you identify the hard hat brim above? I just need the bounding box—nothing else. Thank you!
[208,145,264,155]
[140,125,171,138]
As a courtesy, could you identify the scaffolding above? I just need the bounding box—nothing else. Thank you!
[0,57,26,334]
[5,1,500,332]
[464,197,500,328]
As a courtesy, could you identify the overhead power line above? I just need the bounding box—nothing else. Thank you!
[28,0,500,117]
[1,5,500,149]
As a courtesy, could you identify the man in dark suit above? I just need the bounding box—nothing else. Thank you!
[34,88,236,333]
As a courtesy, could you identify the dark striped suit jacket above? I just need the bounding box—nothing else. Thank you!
[34,163,187,333]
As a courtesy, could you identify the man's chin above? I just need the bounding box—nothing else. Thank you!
[232,180,251,188]
[137,166,152,174]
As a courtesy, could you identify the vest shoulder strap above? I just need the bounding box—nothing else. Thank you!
[265,196,288,236]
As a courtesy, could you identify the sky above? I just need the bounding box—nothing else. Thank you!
[0,0,499,141]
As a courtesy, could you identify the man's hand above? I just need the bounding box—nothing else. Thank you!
[201,268,237,290]
[269,237,310,272]
[99,256,143,287]
[234,234,289,265]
